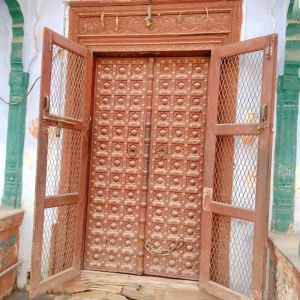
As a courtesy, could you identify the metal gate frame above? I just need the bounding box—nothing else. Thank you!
[200,35,277,299]
[30,28,93,298]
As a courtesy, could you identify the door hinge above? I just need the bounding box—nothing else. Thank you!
[203,187,213,211]
[265,42,273,59]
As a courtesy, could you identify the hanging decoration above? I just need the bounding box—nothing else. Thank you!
[177,12,183,28]
[205,6,209,18]
[101,12,105,27]
[145,2,153,27]
[115,12,119,31]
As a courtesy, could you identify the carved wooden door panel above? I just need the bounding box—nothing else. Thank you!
[30,28,92,298]
[144,58,209,279]
[200,35,277,299]
[84,58,152,274]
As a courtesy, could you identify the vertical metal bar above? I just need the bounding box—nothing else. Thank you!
[137,57,154,274]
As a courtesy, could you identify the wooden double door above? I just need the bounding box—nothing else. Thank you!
[84,57,209,280]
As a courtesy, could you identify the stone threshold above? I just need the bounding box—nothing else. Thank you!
[52,270,219,300]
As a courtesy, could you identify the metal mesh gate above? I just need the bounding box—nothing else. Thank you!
[200,35,277,300]
[30,28,91,298]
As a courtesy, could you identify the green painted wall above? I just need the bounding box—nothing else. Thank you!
[272,0,300,232]
[2,0,29,209]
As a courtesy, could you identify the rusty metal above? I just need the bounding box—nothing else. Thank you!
[144,58,208,280]
[200,35,278,300]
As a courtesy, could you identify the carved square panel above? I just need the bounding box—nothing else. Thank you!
[116,65,128,75]
[160,64,172,75]
[98,95,111,107]
[130,95,143,107]
[128,127,140,138]
[108,220,119,232]
[127,158,139,169]
[113,126,126,138]
[111,157,123,169]
[170,159,183,171]
[95,172,107,185]
[185,193,198,206]
[124,206,136,218]
[110,173,123,185]
[132,64,144,76]
[173,111,186,123]
[108,204,120,216]
[131,80,144,91]
[188,128,201,139]
[112,142,124,154]
[126,174,138,185]
[153,191,166,204]
[114,95,127,106]
[171,143,184,155]
[116,80,128,91]
[129,111,141,123]
[192,63,208,76]
[99,110,110,122]
[176,64,189,75]
[157,127,169,139]
[169,208,181,220]
[159,96,171,107]
[188,143,201,156]
[125,190,138,202]
[187,160,201,173]
[160,80,172,91]
[175,80,188,91]
[155,159,167,170]
[170,175,184,188]
[189,112,202,123]
[186,176,199,190]
[101,80,112,91]
[174,95,187,107]
[190,96,204,107]
[97,156,108,168]
[114,110,127,122]
[172,127,185,139]
[109,189,123,202]
[168,224,180,235]
[191,80,204,91]
[157,111,170,123]
[154,175,167,186]
[101,64,113,75]
[98,126,109,138]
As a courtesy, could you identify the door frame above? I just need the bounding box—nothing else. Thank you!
[82,50,212,271]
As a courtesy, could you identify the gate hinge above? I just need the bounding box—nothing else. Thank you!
[203,187,213,211]
[265,42,273,59]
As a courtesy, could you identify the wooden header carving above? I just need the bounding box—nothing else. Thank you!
[68,0,242,52]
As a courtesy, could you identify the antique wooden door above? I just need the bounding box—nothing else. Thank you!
[200,35,277,299]
[30,28,92,298]
[84,57,208,279]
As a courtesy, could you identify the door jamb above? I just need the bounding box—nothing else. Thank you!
[81,49,213,273]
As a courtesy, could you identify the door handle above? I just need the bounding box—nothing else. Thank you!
[128,145,138,158]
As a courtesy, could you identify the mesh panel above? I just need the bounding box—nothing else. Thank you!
[41,204,77,281]
[217,51,264,124]
[210,214,254,297]
[46,127,81,196]
[49,44,85,120]
[213,135,258,209]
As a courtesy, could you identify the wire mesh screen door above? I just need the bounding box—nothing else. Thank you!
[30,28,92,298]
[200,35,277,300]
